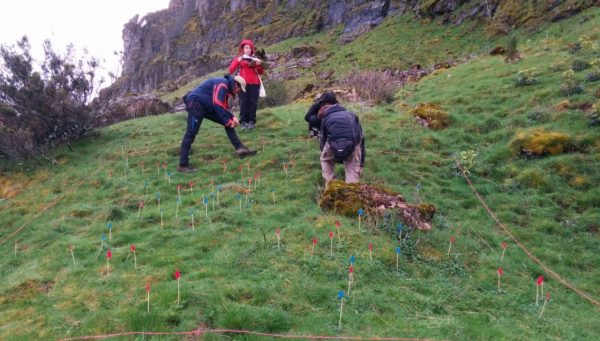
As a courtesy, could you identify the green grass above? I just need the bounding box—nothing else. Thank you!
[2,7,600,341]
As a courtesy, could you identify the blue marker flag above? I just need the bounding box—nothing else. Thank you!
[101,233,106,241]
[395,246,401,254]
[350,255,356,265]
[167,171,173,178]
[210,192,215,198]
[203,197,209,205]
[416,183,422,191]
[236,192,242,200]
[397,223,403,233]
[107,223,113,230]
[270,187,275,193]
[156,192,161,199]
[358,208,364,216]
[338,290,344,299]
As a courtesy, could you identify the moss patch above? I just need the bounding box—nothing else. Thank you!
[409,102,451,130]
[509,128,573,157]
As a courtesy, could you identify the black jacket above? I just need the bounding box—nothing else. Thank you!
[319,104,366,166]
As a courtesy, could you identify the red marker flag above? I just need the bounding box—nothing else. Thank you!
[106,250,112,278]
[540,292,551,317]
[536,275,544,305]
[131,245,137,270]
[276,228,281,250]
[311,238,317,257]
[175,269,181,305]
[335,220,341,244]
[497,267,503,290]
[448,236,455,256]
[368,243,373,262]
[500,241,507,262]
[145,281,150,313]
[329,231,334,257]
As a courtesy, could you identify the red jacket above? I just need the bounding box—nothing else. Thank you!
[228,39,264,85]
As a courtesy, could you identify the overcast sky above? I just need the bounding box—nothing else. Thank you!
[0,0,170,85]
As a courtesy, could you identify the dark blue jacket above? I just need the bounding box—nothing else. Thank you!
[319,104,366,166]
[184,75,236,126]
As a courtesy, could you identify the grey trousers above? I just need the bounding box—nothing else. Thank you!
[320,142,362,184]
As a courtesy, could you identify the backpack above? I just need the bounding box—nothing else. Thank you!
[329,138,356,163]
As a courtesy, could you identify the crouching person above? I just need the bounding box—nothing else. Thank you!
[304,91,338,139]
[318,101,365,184]
[178,75,257,173]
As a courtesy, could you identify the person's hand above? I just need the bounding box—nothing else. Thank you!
[232,116,240,127]
[255,60,262,65]
[238,56,243,62]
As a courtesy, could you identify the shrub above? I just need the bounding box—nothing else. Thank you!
[409,103,451,130]
[527,110,548,122]
[587,102,600,126]
[509,128,573,157]
[257,79,288,109]
[560,69,584,96]
[515,68,539,86]
[339,70,401,104]
[572,59,590,72]
[0,37,99,160]
[456,149,478,175]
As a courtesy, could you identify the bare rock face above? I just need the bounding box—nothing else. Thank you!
[320,180,435,230]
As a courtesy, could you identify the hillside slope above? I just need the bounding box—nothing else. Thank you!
[1,6,600,341]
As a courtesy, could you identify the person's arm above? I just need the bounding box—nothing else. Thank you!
[228,57,240,75]
[212,83,235,126]
[319,117,327,151]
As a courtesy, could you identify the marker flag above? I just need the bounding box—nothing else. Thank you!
[101,233,107,242]
[175,269,181,305]
[311,237,318,257]
[237,192,242,211]
[106,249,112,278]
[395,246,401,270]
[146,281,150,313]
[131,245,137,270]
[500,241,507,262]
[448,236,455,256]
[189,181,195,197]
[335,220,341,244]
[397,223,404,237]
[368,243,373,262]
[106,250,112,259]
[107,223,113,241]
[338,290,345,329]
[497,267,504,290]
[329,231,334,257]
[540,292,550,317]
[138,201,144,218]
[276,228,281,250]
[349,255,356,265]
[348,264,354,295]
[167,171,173,184]
[536,275,544,305]
[358,208,364,231]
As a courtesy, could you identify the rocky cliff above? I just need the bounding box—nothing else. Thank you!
[115,0,597,95]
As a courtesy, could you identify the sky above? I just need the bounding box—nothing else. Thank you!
[0,0,170,86]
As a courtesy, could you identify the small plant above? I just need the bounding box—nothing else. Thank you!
[560,69,584,96]
[587,102,600,127]
[527,110,548,122]
[515,68,539,86]
[505,36,521,63]
[586,58,600,82]
[572,59,590,72]
[456,149,478,175]
[578,35,599,52]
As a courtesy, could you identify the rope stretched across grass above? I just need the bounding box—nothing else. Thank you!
[456,160,600,308]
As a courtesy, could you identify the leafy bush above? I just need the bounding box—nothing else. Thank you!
[572,59,590,72]
[257,79,288,109]
[456,149,478,175]
[560,69,584,96]
[587,102,600,127]
[515,68,539,86]
[0,37,99,160]
[339,70,401,104]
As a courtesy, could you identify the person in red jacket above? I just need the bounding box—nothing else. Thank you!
[229,39,265,130]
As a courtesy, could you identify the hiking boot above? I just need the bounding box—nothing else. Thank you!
[240,122,248,130]
[235,146,257,159]
[248,121,255,129]
[176,164,197,173]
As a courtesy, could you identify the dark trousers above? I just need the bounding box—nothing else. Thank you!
[179,107,243,167]
[239,84,260,123]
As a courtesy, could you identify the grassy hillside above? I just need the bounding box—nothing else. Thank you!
[1,7,600,341]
